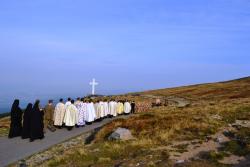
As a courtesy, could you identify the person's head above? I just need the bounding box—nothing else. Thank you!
[26,103,33,110]
[60,98,63,103]
[34,100,40,108]
[68,98,71,101]
[77,97,80,101]
[81,98,84,102]
[71,100,75,104]
[48,100,53,104]
[12,99,19,108]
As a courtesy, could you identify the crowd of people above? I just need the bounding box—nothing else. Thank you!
[8,98,135,142]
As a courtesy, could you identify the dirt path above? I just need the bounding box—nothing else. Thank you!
[0,115,130,167]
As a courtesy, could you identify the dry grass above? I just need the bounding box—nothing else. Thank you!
[141,77,250,100]
[0,116,10,137]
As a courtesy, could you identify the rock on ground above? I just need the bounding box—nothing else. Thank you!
[108,128,135,141]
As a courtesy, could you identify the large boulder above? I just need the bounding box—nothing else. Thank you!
[108,128,135,141]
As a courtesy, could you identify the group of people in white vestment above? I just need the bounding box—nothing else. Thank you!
[54,98,134,131]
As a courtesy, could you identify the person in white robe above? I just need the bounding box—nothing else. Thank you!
[82,100,88,122]
[75,98,85,127]
[85,100,96,124]
[65,98,72,108]
[114,101,118,116]
[54,99,66,127]
[64,100,78,130]
[103,100,109,117]
[94,101,101,120]
[117,101,124,115]
[124,101,132,114]
[109,100,117,117]
[98,101,105,118]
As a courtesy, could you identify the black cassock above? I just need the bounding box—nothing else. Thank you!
[21,103,33,139]
[131,102,135,113]
[8,99,23,138]
[30,102,44,141]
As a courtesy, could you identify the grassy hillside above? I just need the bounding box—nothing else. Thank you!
[141,77,250,100]
[6,77,250,166]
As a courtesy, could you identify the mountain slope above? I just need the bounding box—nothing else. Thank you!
[140,76,250,100]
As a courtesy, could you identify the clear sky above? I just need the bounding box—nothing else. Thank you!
[0,0,250,110]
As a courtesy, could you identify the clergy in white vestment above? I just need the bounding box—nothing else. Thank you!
[94,102,101,120]
[65,98,72,108]
[75,98,86,126]
[103,100,109,117]
[98,101,105,118]
[114,101,118,116]
[54,98,66,127]
[86,101,96,123]
[64,100,78,130]
[117,101,124,115]
[82,101,88,122]
[124,101,132,114]
[109,100,117,117]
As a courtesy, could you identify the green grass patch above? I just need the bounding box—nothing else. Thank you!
[222,140,250,156]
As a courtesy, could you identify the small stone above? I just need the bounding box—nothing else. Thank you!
[223,130,235,138]
[211,114,222,120]
[176,160,185,164]
[215,136,224,143]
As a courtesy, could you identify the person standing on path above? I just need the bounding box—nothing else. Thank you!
[124,100,132,114]
[44,100,56,132]
[64,100,78,131]
[8,99,23,138]
[54,98,66,128]
[30,100,44,142]
[131,101,136,114]
[21,103,32,139]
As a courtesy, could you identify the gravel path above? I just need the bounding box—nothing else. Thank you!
[0,115,129,167]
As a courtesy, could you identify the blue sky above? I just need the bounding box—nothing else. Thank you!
[0,0,250,109]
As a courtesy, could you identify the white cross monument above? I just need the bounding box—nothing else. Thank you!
[89,78,98,95]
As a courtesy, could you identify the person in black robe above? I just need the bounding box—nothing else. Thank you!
[21,103,32,139]
[30,100,44,142]
[131,101,136,114]
[8,99,23,138]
